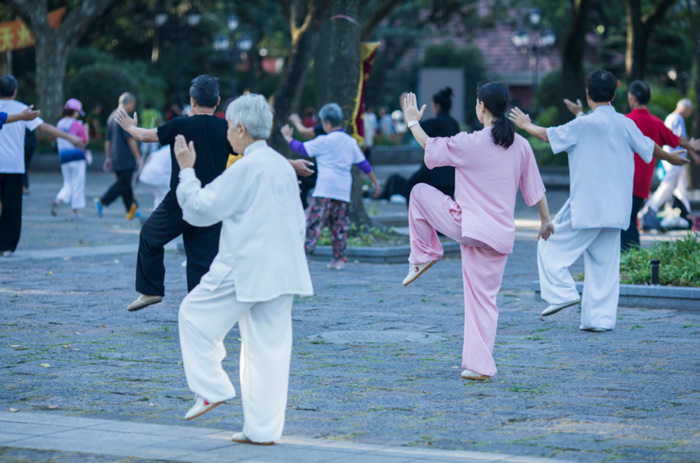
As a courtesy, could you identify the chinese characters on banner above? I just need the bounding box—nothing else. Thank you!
[0,7,66,53]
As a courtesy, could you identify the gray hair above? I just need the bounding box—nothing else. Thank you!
[678,98,693,109]
[225,93,272,140]
[119,92,136,107]
[319,103,343,127]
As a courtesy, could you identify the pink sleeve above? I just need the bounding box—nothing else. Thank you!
[519,142,546,207]
[71,120,88,142]
[424,133,469,169]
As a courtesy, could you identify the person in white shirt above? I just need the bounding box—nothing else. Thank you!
[510,69,689,332]
[0,74,84,257]
[173,93,313,445]
[281,103,381,270]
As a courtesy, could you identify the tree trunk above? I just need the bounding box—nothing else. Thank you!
[558,0,589,125]
[33,36,71,124]
[9,0,116,123]
[269,0,330,154]
[625,0,676,83]
[625,0,646,82]
[314,8,331,108]
[328,0,372,228]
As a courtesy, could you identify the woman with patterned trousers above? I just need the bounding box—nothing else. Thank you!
[282,103,380,270]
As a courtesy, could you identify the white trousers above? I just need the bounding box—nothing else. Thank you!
[537,200,620,330]
[647,161,690,213]
[178,269,294,443]
[56,160,86,209]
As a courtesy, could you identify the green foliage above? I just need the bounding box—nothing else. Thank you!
[66,65,142,122]
[68,47,169,117]
[620,234,700,287]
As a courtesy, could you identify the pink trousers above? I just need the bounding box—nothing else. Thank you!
[408,184,508,377]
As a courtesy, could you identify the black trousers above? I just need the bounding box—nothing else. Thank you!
[101,168,134,211]
[621,195,645,252]
[135,191,221,296]
[0,173,23,252]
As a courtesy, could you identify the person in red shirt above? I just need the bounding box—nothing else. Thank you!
[623,81,700,250]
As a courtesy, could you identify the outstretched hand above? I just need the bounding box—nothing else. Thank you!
[400,92,425,124]
[666,151,691,167]
[563,98,583,116]
[508,107,531,129]
[115,109,137,131]
[280,124,294,142]
[19,105,41,121]
[174,134,197,169]
[289,158,314,177]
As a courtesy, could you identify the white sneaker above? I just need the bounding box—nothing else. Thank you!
[184,395,224,420]
[541,299,579,316]
[460,369,490,380]
[402,260,437,286]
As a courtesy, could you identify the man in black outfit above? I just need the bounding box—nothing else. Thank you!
[95,92,142,220]
[116,76,231,311]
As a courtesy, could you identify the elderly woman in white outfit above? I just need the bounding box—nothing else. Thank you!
[173,93,313,445]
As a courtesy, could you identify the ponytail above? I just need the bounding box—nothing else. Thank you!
[477,81,515,148]
[491,115,515,148]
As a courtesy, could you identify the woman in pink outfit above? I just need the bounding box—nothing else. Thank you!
[400,82,554,380]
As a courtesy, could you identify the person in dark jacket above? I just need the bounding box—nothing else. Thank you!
[380,87,461,202]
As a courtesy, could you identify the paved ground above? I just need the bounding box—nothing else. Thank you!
[1,170,699,462]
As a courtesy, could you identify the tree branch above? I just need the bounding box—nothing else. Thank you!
[360,0,402,40]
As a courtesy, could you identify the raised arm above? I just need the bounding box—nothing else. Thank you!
[400,92,427,148]
[115,109,159,142]
[288,114,316,139]
[508,107,548,142]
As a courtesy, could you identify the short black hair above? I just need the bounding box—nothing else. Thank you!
[190,75,220,108]
[628,80,650,105]
[432,87,453,113]
[585,70,617,103]
[0,75,18,97]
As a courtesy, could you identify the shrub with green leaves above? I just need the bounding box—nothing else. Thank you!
[621,233,700,287]
[67,65,141,122]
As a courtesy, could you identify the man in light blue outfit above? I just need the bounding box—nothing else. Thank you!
[510,70,689,332]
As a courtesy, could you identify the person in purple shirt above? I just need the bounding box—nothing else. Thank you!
[281,103,380,270]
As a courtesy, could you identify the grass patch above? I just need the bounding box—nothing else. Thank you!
[620,233,700,287]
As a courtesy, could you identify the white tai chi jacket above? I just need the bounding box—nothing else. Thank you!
[546,104,654,230]
[176,140,313,302]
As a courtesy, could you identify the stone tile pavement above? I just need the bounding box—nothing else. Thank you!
[1,171,699,462]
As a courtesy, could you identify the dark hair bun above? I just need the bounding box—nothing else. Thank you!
[442,87,453,98]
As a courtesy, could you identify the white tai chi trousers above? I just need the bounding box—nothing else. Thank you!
[56,160,86,209]
[537,200,621,330]
[179,270,294,443]
[647,161,690,213]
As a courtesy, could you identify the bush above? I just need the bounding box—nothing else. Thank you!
[67,65,141,123]
[620,233,700,287]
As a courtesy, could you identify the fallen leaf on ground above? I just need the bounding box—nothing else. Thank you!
[47,405,58,410]
[9,408,18,413]
[39,363,51,368]
[62,345,71,348]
